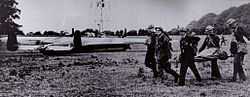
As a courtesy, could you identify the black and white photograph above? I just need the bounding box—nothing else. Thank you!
[1,0,250,96]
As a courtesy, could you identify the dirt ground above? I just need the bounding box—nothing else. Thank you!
[0,36,250,97]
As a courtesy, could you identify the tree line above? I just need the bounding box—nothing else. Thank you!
[25,28,151,37]
[187,2,250,35]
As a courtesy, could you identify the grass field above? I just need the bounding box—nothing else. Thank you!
[0,35,250,96]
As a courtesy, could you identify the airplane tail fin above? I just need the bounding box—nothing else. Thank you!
[72,29,82,51]
[7,32,18,51]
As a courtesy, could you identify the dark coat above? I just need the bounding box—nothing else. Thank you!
[146,33,157,54]
[155,32,172,60]
[199,34,220,52]
[145,33,157,68]
[180,35,200,61]
[233,26,250,43]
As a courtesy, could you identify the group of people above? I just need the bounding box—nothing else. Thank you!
[145,25,179,83]
[144,18,249,86]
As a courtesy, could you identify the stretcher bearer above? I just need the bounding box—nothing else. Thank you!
[179,30,202,86]
[155,27,179,83]
[199,25,222,79]
[227,18,250,82]
[220,34,227,46]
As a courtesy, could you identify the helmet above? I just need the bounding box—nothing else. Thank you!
[179,27,187,32]
[191,32,196,36]
[155,26,163,32]
[205,25,214,32]
[147,25,155,29]
[226,18,236,26]
[206,25,214,30]
[227,18,236,24]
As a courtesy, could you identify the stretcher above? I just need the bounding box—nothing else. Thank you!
[172,48,231,67]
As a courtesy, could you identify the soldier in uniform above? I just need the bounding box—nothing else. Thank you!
[179,30,202,86]
[199,25,222,79]
[227,18,250,82]
[220,34,227,46]
[145,25,158,78]
[155,27,179,83]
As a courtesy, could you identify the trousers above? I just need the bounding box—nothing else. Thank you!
[145,51,158,77]
[179,59,201,85]
[156,59,179,79]
[232,53,246,80]
[211,59,222,78]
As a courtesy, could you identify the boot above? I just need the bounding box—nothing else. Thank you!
[230,76,237,82]
[174,76,179,83]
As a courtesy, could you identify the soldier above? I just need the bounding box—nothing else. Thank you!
[179,30,202,86]
[220,34,227,46]
[227,18,250,82]
[199,25,221,79]
[155,27,179,83]
[144,25,158,78]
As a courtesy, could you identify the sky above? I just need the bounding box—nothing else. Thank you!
[15,0,250,33]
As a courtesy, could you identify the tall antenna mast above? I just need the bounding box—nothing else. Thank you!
[97,0,105,32]
[91,0,110,32]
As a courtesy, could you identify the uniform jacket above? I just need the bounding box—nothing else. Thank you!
[233,26,250,43]
[230,26,250,54]
[155,32,172,60]
[199,33,220,52]
[180,35,200,61]
[146,33,157,53]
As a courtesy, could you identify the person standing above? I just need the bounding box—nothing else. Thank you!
[227,18,250,82]
[220,34,227,46]
[199,25,222,79]
[178,30,202,86]
[144,25,158,78]
[155,27,179,83]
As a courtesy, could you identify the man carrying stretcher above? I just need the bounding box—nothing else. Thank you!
[178,29,202,86]
[198,25,222,79]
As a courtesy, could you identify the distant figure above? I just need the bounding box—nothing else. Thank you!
[199,25,222,79]
[155,26,179,83]
[220,34,227,46]
[144,25,158,78]
[179,30,201,86]
[227,18,250,82]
